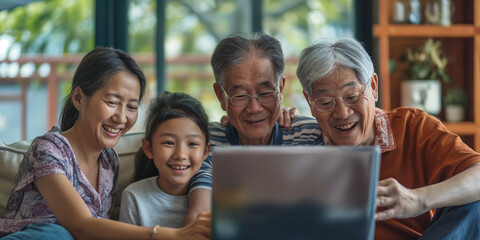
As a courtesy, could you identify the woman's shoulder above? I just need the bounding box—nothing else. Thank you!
[14,127,74,191]
[27,127,72,161]
[30,126,68,149]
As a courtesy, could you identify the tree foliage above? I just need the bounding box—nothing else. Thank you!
[0,0,94,56]
[1,0,352,57]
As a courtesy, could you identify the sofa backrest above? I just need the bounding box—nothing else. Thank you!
[0,131,144,220]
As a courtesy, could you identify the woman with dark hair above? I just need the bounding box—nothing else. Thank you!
[0,47,210,240]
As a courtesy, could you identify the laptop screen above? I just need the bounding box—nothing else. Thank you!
[212,146,380,240]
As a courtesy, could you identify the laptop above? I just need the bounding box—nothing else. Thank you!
[211,146,380,240]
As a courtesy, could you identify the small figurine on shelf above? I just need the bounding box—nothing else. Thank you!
[425,0,441,24]
[425,0,453,26]
[440,0,453,26]
[408,0,421,24]
[393,0,406,23]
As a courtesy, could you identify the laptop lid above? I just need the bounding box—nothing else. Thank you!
[212,146,380,240]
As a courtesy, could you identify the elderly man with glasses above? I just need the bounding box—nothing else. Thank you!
[297,37,480,239]
[183,33,323,224]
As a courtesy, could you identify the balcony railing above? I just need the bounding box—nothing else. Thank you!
[0,54,303,141]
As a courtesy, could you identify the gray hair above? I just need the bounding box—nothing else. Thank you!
[211,32,285,88]
[296,38,374,96]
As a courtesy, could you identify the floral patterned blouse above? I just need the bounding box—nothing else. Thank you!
[0,127,119,235]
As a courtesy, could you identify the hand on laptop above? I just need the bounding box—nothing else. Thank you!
[176,211,211,240]
[375,178,427,221]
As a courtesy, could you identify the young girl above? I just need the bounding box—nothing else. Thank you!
[0,47,210,240]
[119,92,211,228]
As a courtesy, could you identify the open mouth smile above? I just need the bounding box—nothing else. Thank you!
[103,125,121,134]
[335,122,357,131]
[168,164,190,170]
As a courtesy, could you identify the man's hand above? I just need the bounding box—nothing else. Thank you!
[220,106,299,128]
[375,178,428,221]
[220,115,229,127]
[278,106,299,129]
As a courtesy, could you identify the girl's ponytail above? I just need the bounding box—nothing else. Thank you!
[133,147,158,182]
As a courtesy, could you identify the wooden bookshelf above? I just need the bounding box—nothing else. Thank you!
[373,0,480,151]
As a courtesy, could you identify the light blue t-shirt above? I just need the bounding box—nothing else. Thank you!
[119,176,187,228]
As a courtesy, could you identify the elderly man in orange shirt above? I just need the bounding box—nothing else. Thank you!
[296,37,480,239]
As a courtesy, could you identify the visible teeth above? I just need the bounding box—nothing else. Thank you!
[337,122,355,130]
[104,126,120,133]
[171,165,189,170]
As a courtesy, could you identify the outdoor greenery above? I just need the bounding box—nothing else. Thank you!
[0,0,352,56]
[0,0,353,141]
[130,0,352,56]
[0,0,94,55]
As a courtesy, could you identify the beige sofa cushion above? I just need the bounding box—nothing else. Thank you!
[111,132,143,220]
[0,131,144,220]
[0,140,31,218]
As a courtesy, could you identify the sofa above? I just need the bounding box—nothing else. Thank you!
[0,131,144,220]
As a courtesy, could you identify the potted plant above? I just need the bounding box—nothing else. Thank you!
[401,38,451,116]
[443,87,468,122]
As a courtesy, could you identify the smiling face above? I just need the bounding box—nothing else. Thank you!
[73,71,141,150]
[214,56,285,145]
[304,67,378,146]
[142,117,210,196]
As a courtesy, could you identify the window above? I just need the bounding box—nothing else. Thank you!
[128,0,354,126]
[0,0,93,143]
[0,0,354,143]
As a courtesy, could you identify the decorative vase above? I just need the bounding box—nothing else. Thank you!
[445,105,465,122]
[408,0,421,24]
[401,80,441,115]
[440,0,452,26]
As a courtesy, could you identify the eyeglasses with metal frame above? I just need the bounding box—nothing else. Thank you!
[222,87,279,107]
[309,84,369,112]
